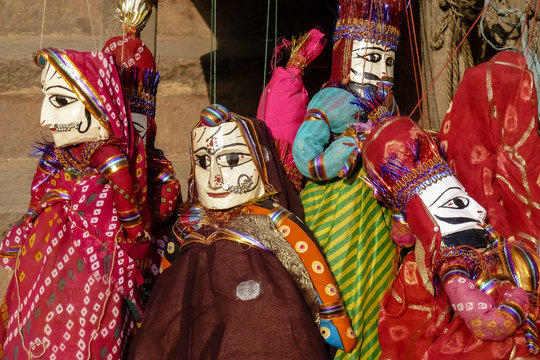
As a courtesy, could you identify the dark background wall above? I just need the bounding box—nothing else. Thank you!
[190,0,422,119]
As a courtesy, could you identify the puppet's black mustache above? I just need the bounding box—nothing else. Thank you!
[441,229,490,249]
[350,70,381,81]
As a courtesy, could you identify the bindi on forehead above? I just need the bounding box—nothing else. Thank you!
[194,123,242,154]
[202,127,222,153]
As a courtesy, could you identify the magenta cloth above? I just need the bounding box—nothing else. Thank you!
[257,28,326,145]
[257,66,308,145]
[257,29,326,190]
[0,49,149,359]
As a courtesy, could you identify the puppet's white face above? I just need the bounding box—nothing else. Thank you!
[350,39,395,89]
[131,113,148,144]
[40,63,108,147]
[192,122,265,210]
[418,176,486,236]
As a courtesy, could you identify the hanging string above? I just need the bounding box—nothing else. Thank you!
[15,249,48,358]
[213,0,217,103]
[408,0,493,119]
[405,0,423,127]
[358,0,374,100]
[408,0,427,128]
[273,0,278,70]
[39,0,47,49]
[262,0,271,95]
[86,0,97,51]
[85,229,119,360]
[210,0,217,104]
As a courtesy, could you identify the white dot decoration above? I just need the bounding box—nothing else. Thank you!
[325,284,337,297]
[279,225,290,237]
[295,241,308,253]
[312,261,325,274]
[320,326,330,339]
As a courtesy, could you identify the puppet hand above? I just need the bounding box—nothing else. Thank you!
[444,275,527,341]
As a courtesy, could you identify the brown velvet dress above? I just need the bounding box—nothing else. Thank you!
[128,237,330,359]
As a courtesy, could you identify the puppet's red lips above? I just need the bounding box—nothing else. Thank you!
[207,192,230,198]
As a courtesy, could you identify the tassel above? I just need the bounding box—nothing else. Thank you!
[390,213,415,247]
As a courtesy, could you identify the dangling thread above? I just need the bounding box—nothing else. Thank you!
[39,0,47,49]
[273,0,278,71]
[408,0,493,120]
[15,248,48,358]
[209,0,217,104]
[212,0,217,104]
[86,0,98,52]
[262,0,271,95]
[405,0,421,125]
[406,0,428,129]
[85,228,119,360]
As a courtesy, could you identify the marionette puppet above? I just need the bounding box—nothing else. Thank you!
[103,0,180,226]
[438,49,540,358]
[291,0,405,358]
[362,115,540,359]
[102,0,181,287]
[0,48,151,359]
[256,28,327,192]
[128,105,356,359]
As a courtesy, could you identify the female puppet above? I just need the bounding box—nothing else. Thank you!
[0,48,151,359]
[362,115,538,359]
[292,0,405,358]
[103,0,181,289]
[103,0,180,226]
[129,105,356,359]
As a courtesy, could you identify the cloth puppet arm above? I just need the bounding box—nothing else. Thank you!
[89,144,146,241]
[293,87,362,180]
[439,259,529,341]
[247,202,357,352]
[147,155,181,223]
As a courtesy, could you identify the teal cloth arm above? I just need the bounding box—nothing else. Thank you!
[292,87,362,180]
[293,120,357,180]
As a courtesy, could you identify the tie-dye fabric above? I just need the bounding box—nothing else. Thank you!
[0,49,149,359]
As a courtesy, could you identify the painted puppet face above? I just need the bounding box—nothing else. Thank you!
[418,176,487,237]
[131,113,148,144]
[350,39,395,89]
[192,122,265,210]
[40,63,109,147]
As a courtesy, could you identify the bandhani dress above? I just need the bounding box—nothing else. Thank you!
[293,86,395,359]
[0,48,150,360]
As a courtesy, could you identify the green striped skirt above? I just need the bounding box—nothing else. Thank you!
[301,168,395,359]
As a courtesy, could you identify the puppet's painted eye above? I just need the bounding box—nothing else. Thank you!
[216,153,251,168]
[48,95,78,108]
[440,196,470,209]
[359,53,382,63]
[195,155,211,170]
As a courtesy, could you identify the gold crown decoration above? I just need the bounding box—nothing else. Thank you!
[115,0,157,33]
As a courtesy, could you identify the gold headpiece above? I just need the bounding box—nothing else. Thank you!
[115,0,156,33]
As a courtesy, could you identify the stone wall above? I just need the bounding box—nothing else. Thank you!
[0,0,211,225]
[0,0,211,294]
